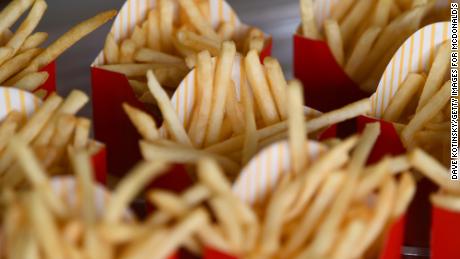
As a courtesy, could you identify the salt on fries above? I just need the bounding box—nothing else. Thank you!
[299,0,440,92]
[97,0,269,107]
[0,90,102,188]
[0,0,116,92]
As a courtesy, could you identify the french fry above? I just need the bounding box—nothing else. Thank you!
[19,31,48,52]
[134,48,185,65]
[417,42,450,111]
[401,81,450,147]
[11,71,48,90]
[345,26,382,79]
[300,0,320,40]
[431,193,460,212]
[330,0,356,22]
[131,25,146,48]
[103,32,119,64]
[0,0,35,38]
[120,39,136,63]
[383,73,426,121]
[6,10,117,87]
[123,103,160,142]
[178,0,219,41]
[1,0,47,61]
[217,22,234,41]
[241,68,258,165]
[225,81,245,135]
[245,50,280,126]
[176,29,220,56]
[205,41,236,146]
[287,80,308,174]
[158,0,174,53]
[264,57,288,120]
[187,51,214,148]
[147,70,192,146]
[0,47,41,83]
[74,118,91,149]
[324,19,345,66]
[147,9,161,50]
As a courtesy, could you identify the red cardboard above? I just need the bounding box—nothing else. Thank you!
[431,206,460,259]
[293,34,369,112]
[379,216,406,259]
[91,45,272,177]
[203,247,238,259]
[91,145,108,185]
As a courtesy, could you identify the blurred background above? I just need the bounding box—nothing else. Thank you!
[1,0,301,118]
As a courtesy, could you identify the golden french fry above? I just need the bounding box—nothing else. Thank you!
[392,172,416,218]
[128,79,148,96]
[383,73,426,122]
[188,51,214,148]
[330,219,366,259]
[402,81,450,147]
[300,0,320,39]
[218,22,234,41]
[158,0,175,53]
[134,47,185,66]
[123,103,160,141]
[141,141,240,176]
[131,25,146,48]
[409,148,460,194]
[178,0,220,40]
[99,63,170,77]
[431,193,460,212]
[330,0,355,22]
[176,29,220,56]
[205,41,236,146]
[147,70,192,146]
[10,71,48,91]
[351,178,396,258]
[120,38,136,63]
[287,80,308,174]
[19,32,48,52]
[417,42,450,111]
[0,0,35,37]
[324,19,344,66]
[264,57,288,120]
[245,50,280,126]
[340,0,374,45]
[74,118,91,149]
[372,0,392,27]
[105,160,167,223]
[241,68,258,165]
[147,9,161,50]
[225,81,245,135]
[2,0,47,60]
[6,10,117,86]
[0,48,42,84]
[284,172,344,256]
[345,27,382,80]
[104,32,119,64]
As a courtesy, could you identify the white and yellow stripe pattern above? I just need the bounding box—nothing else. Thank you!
[233,140,326,205]
[370,22,450,117]
[0,87,41,121]
[92,0,245,66]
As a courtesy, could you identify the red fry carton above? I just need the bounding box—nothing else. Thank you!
[367,21,451,253]
[431,206,460,259]
[91,0,273,176]
[293,0,450,113]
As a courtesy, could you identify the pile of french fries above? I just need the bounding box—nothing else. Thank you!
[124,44,373,177]
[382,41,450,166]
[1,137,210,259]
[98,0,268,106]
[299,0,443,92]
[0,0,116,93]
[0,90,102,188]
